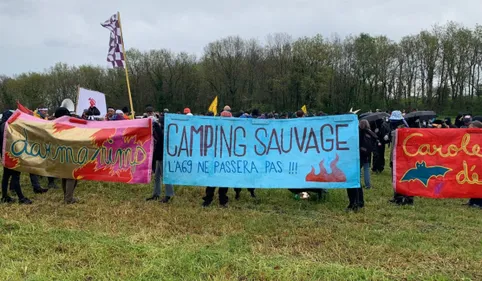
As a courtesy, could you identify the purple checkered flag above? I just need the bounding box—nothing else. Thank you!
[101,13,125,68]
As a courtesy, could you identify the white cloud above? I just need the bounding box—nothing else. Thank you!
[1,0,481,75]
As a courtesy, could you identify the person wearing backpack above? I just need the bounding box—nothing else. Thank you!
[146,115,174,203]
[346,119,380,211]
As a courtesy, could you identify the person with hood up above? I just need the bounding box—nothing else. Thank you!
[389,110,413,205]
[0,110,32,204]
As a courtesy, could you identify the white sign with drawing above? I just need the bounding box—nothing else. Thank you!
[76,87,107,117]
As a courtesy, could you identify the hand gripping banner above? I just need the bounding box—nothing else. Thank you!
[2,111,152,183]
[394,128,482,198]
[163,114,360,188]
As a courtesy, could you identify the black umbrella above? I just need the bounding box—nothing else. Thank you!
[359,112,371,119]
[404,111,436,120]
[361,112,390,122]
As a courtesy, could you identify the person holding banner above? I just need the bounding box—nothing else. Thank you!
[30,104,57,193]
[202,111,229,207]
[287,110,327,200]
[54,107,80,204]
[146,115,174,203]
[467,121,482,208]
[1,110,32,204]
[234,108,257,200]
[346,119,379,211]
[389,111,413,205]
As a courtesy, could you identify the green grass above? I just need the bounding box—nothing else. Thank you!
[0,168,481,281]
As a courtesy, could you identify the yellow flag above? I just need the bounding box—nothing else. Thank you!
[301,105,307,114]
[208,96,218,116]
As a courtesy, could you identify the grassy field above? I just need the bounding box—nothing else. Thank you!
[0,168,481,281]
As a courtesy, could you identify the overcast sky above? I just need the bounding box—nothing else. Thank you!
[1,0,481,76]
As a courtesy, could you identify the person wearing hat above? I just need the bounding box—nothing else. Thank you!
[112,109,125,120]
[1,110,32,204]
[219,106,232,117]
[144,105,154,116]
[461,115,472,128]
[389,110,413,205]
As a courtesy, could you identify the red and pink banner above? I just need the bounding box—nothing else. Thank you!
[2,111,153,184]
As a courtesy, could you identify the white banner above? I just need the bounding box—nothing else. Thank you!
[76,87,107,117]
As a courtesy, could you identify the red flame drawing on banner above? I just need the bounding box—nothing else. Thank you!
[123,127,151,145]
[53,123,75,134]
[3,152,19,169]
[90,128,116,147]
[305,154,347,182]
[73,161,133,183]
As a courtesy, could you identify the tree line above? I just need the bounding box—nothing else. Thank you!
[1,21,482,115]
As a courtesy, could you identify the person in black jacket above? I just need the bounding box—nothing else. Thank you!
[346,119,380,211]
[467,121,482,208]
[146,116,174,203]
[0,110,32,204]
[371,119,390,173]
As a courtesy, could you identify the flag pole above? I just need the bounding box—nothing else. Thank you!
[116,11,135,118]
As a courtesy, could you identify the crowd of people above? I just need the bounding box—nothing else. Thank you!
[1,103,481,211]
